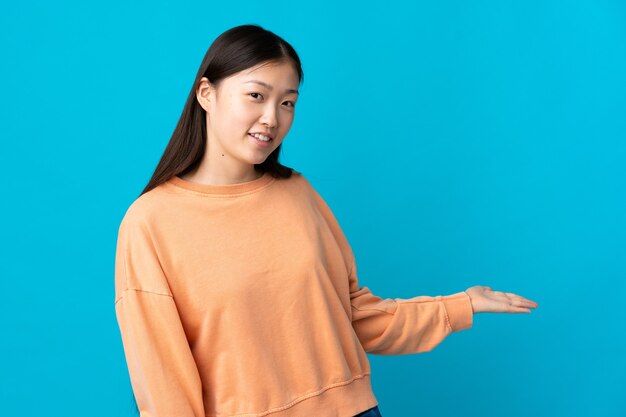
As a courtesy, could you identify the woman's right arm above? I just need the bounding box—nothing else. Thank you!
[114,216,206,417]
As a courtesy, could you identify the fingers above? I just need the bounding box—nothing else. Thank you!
[506,297,538,312]
[494,291,538,308]
[511,300,536,310]
[509,307,532,313]
[480,287,539,311]
[489,290,539,312]
[505,293,539,308]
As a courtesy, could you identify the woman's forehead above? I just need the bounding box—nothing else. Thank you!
[230,62,299,91]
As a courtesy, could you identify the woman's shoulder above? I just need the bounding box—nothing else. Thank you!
[284,169,316,192]
[117,183,171,231]
[287,170,330,202]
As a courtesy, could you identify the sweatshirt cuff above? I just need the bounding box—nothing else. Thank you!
[442,291,474,332]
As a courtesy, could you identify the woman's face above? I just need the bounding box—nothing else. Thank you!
[197,60,300,175]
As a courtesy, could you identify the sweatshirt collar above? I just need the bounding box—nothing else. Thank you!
[167,171,275,196]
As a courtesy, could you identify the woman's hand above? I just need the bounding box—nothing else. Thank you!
[464,286,539,314]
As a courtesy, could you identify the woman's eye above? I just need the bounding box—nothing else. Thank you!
[249,93,294,109]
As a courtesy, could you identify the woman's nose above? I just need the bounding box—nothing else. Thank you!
[260,106,278,128]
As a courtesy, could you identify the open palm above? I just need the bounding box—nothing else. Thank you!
[464,286,539,314]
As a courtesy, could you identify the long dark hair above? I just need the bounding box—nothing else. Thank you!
[139,24,304,197]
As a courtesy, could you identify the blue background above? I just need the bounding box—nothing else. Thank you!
[1,1,625,416]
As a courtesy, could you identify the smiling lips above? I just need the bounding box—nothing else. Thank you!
[249,133,273,147]
[249,131,274,140]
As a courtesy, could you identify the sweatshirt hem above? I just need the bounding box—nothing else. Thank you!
[205,373,378,417]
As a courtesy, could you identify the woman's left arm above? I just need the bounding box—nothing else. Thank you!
[464,286,539,314]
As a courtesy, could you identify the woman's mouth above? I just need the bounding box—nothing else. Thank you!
[248,133,273,148]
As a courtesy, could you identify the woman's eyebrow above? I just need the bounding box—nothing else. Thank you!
[243,80,299,95]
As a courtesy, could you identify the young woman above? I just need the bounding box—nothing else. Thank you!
[114,24,538,417]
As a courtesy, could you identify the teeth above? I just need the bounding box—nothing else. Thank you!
[251,133,271,141]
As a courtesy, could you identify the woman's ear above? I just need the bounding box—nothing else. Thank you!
[196,77,214,111]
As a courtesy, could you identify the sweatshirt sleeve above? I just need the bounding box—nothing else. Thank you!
[348,253,474,355]
[306,179,473,355]
[114,214,206,417]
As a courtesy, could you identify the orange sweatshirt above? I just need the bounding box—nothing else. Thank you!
[114,170,473,417]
